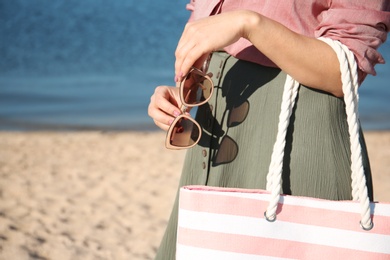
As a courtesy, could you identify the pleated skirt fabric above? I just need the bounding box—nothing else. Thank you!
[154,51,373,260]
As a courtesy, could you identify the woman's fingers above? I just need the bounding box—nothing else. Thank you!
[174,12,247,80]
[176,45,209,81]
[175,22,209,80]
[148,86,181,131]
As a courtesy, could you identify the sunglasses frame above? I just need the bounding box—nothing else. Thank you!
[165,67,214,150]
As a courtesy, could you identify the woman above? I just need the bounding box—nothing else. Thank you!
[148,1,390,259]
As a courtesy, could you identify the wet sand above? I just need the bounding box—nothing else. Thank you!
[0,131,388,259]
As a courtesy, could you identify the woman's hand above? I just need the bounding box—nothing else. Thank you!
[175,10,250,81]
[174,10,343,97]
[148,85,182,131]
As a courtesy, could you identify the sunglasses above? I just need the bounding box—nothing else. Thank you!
[166,67,214,149]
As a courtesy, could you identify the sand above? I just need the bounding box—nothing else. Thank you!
[0,131,389,260]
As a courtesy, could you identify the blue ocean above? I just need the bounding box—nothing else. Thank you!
[1,0,389,131]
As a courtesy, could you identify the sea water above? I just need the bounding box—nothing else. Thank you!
[0,0,389,130]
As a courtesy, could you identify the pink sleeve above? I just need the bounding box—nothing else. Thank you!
[315,1,390,81]
[185,0,222,22]
[186,0,195,21]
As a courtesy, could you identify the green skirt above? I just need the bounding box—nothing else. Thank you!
[155,51,373,259]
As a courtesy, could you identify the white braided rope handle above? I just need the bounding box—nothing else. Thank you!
[265,37,373,230]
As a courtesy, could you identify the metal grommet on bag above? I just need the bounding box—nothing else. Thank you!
[264,211,276,222]
[360,220,374,231]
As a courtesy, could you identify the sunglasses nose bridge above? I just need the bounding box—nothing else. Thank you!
[180,105,189,114]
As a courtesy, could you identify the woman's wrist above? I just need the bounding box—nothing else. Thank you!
[240,10,264,41]
[238,10,343,97]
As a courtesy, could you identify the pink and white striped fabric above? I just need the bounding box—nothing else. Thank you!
[176,39,390,259]
[177,186,390,259]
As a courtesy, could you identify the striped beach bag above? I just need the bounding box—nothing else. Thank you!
[176,38,390,259]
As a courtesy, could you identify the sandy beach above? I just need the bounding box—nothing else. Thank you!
[0,131,389,260]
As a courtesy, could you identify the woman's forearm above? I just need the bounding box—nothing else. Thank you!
[242,11,343,97]
[175,10,344,96]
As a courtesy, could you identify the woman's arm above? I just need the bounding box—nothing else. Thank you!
[175,10,343,97]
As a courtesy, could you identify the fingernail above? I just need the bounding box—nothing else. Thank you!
[173,110,180,117]
[175,72,183,82]
[168,119,174,125]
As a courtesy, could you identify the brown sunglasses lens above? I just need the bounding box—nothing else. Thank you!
[169,117,201,148]
[182,70,213,106]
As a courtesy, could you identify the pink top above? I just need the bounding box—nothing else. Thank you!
[186,0,390,81]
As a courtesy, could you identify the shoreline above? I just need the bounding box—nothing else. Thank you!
[0,130,389,259]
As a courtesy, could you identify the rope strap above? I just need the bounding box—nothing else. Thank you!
[265,37,372,230]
